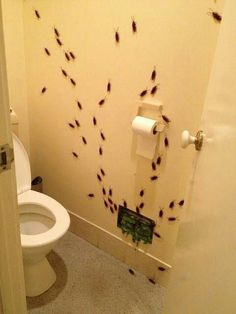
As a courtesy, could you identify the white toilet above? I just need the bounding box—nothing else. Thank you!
[13,133,70,297]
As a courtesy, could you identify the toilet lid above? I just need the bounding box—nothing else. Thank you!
[12,133,31,195]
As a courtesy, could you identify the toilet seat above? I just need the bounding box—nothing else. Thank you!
[19,190,70,248]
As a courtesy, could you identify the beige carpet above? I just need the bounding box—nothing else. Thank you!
[27,231,165,314]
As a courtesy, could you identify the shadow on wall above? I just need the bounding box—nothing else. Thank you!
[26,251,68,309]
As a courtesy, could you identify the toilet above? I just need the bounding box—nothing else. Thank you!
[13,133,70,297]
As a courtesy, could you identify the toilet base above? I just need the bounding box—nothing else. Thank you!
[24,257,56,297]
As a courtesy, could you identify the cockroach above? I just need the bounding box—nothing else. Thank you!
[88,193,94,197]
[61,68,67,77]
[139,202,144,209]
[70,78,76,86]
[139,89,148,97]
[150,175,159,181]
[69,51,75,59]
[72,151,78,158]
[154,232,161,238]
[162,115,171,123]
[114,203,118,211]
[164,136,169,147]
[139,189,144,197]
[82,136,87,144]
[151,67,156,81]
[208,9,222,23]
[159,208,164,218]
[151,161,156,171]
[54,27,60,37]
[75,119,80,127]
[108,197,113,205]
[148,278,156,285]
[98,98,106,106]
[77,101,82,110]
[178,199,185,207]
[128,268,135,275]
[34,9,40,19]
[109,206,114,213]
[102,187,106,195]
[100,131,106,141]
[99,146,103,156]
[56,38,63,46]
[44,48,50,56]
[65,51,70,61]
[131,17,137,33]
[136,206,140,214]
[156,156,162,165]
[168,217,178,221]
[41,87,47,94]
[123,200,127,207]
[97,174,102,182]
[115,29,120,43]
[104,200,108,208]
[100,168,105,176]
[169,201,175,209]
[93,116,97,126]
[158,266,166,272]
[109,188,112,197]
[152,126,157,135]
[150,85,159,96]
[107,81,111,93]
[68,123,75,128]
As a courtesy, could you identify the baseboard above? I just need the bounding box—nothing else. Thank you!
[68,210,171,287]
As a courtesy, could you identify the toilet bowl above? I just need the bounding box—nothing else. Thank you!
[13,133,70,297]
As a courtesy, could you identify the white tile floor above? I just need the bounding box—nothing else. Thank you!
[27,232,166,314]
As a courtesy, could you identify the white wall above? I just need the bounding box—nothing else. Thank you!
[164,0,236,312]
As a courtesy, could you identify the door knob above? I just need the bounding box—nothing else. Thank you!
[181,130,204,151]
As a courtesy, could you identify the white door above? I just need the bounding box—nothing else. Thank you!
[164,0,236,313]
[0,1,27,313]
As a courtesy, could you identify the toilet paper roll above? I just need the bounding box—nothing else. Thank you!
[132,116,158,159]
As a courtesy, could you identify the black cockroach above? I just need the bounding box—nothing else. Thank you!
[107,80,111,93]
[108,197,113,205]
[151,161,156,171]
[100,131,106,141]
[151,67,156,81]
[102,187,106,195]
[139,202,144,209]
[88,193,94,197]
[168,217,178,221]
[54,27,60,37]
[70,78,76,86]
[75,119,80,127]
[131,17,137,33]
[150,85,159,96]
[77,101,82,110]
[82,136,87,144]
[208,9,222,23]
[44,48,50,56]
[72,151,78,158]
[152,126,157,135]
[99,146,103,156]
[69,51,75,59]
[109,188,112,197]
[115,29,120,43]
[114,203,118,211]
[98,98,106,106]
[68,123,75,128]
[56,38,63,46]
[162,115,171,123]
[65,51,70,61]
[154,232,161,238]
[178,199,185,207]
[100,168,105,176]
[139,189,144,197]
[104,200,108,208]
[136,206,140,214]
[156,156,162,165]
[169,201,175,209]
[110,206,114,213]
[148,278,156,285]
[97,174,102,182]
[93,116,97,126]
[164,136,169,147]
[61,68,67,77]
[150,175,159,181]
[159,208,164,218]
[139,89,148,97]
[41,87,47,94]
[128,268,135,275]
[158,266,166,272]
[34,9,40,19]
[123,200,127,207]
